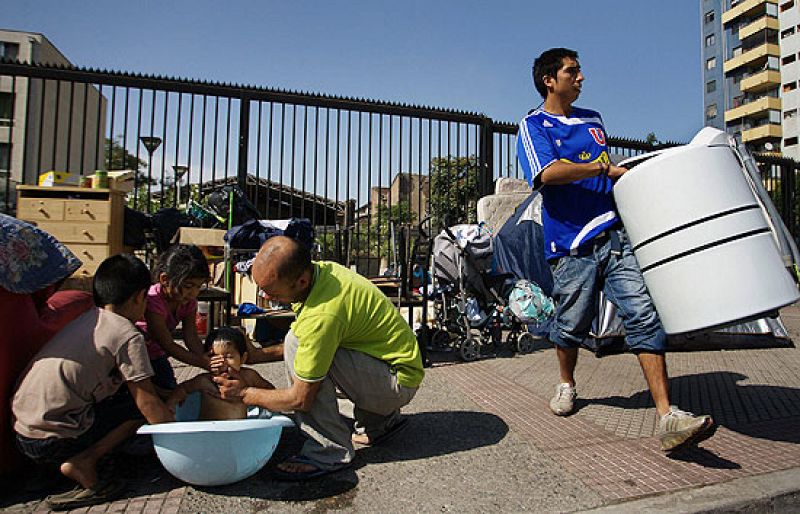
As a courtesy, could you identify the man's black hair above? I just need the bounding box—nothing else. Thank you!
[154,244,210,287]
[93,254,151,307]
[532,47,579,99]
[204,326,247,356]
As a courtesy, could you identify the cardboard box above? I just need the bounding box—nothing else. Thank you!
[177,227,227,248]
[38,171,78,186]
[234,272,266,308]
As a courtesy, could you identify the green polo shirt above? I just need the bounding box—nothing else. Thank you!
[290,261,424,388]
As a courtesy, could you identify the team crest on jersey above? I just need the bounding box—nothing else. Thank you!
[543,120,553,127]
[588,127,606,146]
[578,151,591,161]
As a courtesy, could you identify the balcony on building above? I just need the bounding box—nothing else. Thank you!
[739,13,781,39]
[741,122,782,143]
[724,42,781,73]
[725,95,782,122]
[740,69,782,92]
[722,0,778,25]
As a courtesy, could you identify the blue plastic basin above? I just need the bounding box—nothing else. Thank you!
[137,392,294,486]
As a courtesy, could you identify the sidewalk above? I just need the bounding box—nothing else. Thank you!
[3,306,800,513]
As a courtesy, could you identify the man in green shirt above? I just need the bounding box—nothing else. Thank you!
[215,236,424,480]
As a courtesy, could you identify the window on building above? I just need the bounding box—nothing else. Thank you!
[784,54,797,65]
[786,109,799,119]
[783,81,798,93]
[706,80,717,93]
[781,0,795,12]
[0,42,19,61]
[732,46,742,57]
[782,27,796,39]
[0,143,9,172]
[707,57,717,70]
[0,93,12,126]
[705,10,715,24]
[706,104,718,120]
[785,137,799,147]
[705,34,716,47]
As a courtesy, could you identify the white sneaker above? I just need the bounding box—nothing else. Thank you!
[658,406,715,452]
[549,383,576,416]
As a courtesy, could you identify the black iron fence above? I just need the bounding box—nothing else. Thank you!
[2,60,799,284]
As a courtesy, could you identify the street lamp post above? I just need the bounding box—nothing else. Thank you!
[172,164,189,207]
[139,136,162,212]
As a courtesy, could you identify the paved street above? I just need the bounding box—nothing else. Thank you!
[4,306,800,513]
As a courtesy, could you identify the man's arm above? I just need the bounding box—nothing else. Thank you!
[214,368,320,412]
[127,378,175,424]
[540,161,627,185]
[246,339,285,364]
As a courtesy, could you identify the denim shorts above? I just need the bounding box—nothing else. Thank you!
[548,228,666,353]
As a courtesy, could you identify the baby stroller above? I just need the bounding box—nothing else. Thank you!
[429,224,542,361]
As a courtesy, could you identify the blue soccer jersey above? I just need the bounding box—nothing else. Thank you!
[517,106,618,260]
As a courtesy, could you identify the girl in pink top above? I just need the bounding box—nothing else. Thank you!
[136,244,211,391]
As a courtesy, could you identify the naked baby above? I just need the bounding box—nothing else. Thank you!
[169,327,274,420]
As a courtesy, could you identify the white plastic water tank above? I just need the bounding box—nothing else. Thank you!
[614,128,799,334]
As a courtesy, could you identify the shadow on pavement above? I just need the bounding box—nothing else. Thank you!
[668,446,741,469]
[355,410,509,465]
[591,371,800,446]
[192,410,508,503]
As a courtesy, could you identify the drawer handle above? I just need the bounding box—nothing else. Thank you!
[82,230,94,241]
[38,208,49,217]
[80,209,96,220]
[80,269,91,276]
[81,250,94,259]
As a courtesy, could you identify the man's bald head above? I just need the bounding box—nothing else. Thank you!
[252,236,312,287]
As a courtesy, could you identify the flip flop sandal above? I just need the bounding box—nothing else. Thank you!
[271,455,347,482]
[352,417,410,447]
[46,479,125,511]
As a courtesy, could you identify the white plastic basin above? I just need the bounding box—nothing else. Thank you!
[137,392,294,486]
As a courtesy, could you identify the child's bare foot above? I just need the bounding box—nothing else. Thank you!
[60,457,97,489]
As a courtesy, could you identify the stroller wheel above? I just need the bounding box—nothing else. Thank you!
[458,333,481,362]
[516,332,536,355]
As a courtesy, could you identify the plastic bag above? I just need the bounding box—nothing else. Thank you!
[508,279,554,325]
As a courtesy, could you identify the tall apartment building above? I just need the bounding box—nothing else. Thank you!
[701,0,799,157]
[0,29,106,211]
[780,0,800,159]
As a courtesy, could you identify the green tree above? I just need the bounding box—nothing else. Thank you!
[429,155,480,229]
[104,136,148,173]
[645,132,659,146]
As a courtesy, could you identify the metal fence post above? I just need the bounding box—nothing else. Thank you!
[237,94,251,192]
[478,118,494,197]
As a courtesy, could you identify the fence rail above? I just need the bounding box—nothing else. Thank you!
[2,59,800,282]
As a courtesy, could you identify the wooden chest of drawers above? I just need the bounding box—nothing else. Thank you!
[16,186,127,278]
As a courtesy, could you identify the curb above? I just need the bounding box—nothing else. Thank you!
[577,467,800,513]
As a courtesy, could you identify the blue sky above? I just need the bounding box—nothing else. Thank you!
[4,0,702,143]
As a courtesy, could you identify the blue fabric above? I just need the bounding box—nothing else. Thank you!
[493,193,554,295]
[237,302,266,316]
[548,228,666,353]
[225,218,315,250]
[0,214,81,294]
[516,107,618,260]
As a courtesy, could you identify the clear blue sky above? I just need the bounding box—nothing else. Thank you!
[4,0,702,143]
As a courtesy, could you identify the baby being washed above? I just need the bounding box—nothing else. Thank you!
[169,327,274,420]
